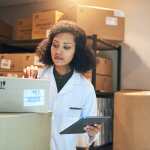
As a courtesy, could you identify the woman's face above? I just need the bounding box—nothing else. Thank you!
[51,32,75,67]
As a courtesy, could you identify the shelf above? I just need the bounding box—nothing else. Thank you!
[96,39,121,51]
[96,91,114,98]
[0,39,44,53]
[0,35,121,53]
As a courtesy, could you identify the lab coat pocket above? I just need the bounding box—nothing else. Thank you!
[68,107,82,118]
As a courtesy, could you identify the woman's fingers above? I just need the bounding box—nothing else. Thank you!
[84,124,101,137]
[23,65,38,78]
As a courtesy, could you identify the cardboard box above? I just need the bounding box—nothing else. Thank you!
[76,5,125,41]
[96,57,112,76]
[96,74,112,92]
[32,10,64,39]
[0,113,51,150]
[0,71,23,77]
[0,77,50,113]
[0,54,22,71]
[15,17,32,40]
[0,20,12,39]
[0,53,42,72]
[0,53,41,72]
[114,91,150,150]
[22,53,42,68]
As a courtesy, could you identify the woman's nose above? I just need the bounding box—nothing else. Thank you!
[55,47,62,54]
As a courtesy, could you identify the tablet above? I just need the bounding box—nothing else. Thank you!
[60,116,111,134]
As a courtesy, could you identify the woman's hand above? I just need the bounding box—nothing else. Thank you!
[23,65,38,79]
[84,124,101,138]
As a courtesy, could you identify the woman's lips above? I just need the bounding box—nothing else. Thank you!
[54,56,63,60]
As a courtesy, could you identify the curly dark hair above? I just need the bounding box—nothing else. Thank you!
[36,20,96,73]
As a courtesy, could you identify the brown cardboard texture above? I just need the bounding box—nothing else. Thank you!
[114,91,150,150]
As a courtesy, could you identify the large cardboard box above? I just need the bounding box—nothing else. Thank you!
[76,5,125,41]
[96,74,112,92]
[32,10,64,39]
[15,17,32,40]
[114,91,150,150]
[96,57,112,76]
[0,20,12,39]
[0,113,51,150]
[0,53,41,72]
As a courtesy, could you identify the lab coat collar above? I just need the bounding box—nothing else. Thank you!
[49,66,81,95]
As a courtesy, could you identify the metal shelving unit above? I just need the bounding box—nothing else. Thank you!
[87,35,122,150]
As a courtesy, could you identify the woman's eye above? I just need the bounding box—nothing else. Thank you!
[52,43,59,48]
[64,46,71,50]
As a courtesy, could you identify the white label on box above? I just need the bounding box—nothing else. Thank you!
[0,59,11,69]
[24,89,45,106]
[114,10,125,17]
[105,17,118,26]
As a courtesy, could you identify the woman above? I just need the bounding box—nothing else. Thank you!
[25,20,100,150]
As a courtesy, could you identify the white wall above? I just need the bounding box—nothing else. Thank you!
[0,0,150,90]
[115,0,150,90]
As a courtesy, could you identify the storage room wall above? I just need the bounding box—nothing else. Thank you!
[0,0,150,90]
[114,0,150,90]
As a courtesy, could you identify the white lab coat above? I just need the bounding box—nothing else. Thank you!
[38,66,97,150]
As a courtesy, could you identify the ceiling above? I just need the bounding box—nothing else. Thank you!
[0,0,48,7]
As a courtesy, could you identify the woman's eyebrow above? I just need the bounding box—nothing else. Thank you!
[64,42,73,45]
[53,39,59,43]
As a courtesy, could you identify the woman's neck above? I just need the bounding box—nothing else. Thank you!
[54,66,71,75]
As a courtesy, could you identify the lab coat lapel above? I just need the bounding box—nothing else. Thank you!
[49,66,57,95]
[58,71,81,95]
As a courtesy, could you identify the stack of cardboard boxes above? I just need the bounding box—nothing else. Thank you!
[96,57,112,92]
[15,10,64,40]
[14,5,124,41]
[0,76,52,150]
[83,57,112,92]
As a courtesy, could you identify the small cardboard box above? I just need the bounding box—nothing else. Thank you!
[96,74,112,92]
[114,91,150,150]
[0,20,12,39]
[0,113,51,150]
[96,57,112,76]
[15,17,32,40]
[32,10,64,39]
